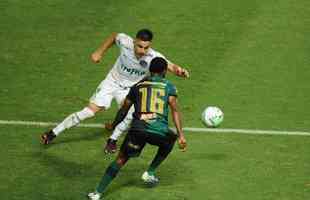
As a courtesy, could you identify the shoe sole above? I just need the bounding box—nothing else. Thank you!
[143,181,159,187]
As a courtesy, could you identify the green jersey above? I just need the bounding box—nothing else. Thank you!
[126,75,177,137]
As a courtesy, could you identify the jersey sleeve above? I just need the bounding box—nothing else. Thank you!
[167,83,178,97]
[153,51,172,64]
[115,33,133,48]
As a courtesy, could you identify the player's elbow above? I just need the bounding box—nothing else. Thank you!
[110,32,118,42]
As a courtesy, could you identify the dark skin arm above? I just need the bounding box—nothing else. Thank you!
[111,98,133,129]
[168,96,187,151]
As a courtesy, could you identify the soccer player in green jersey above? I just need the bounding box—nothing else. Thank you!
[88,57,187,200]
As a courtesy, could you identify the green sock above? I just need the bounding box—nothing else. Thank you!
[147,154,167,176]
[96,161,121,193]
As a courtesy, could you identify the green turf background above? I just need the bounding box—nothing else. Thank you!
[1,0,310,199]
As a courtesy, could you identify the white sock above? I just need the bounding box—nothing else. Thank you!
[110,121,129,140]
[110,106,134,140]
[53,107,95,135]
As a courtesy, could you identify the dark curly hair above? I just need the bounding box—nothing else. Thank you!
[149,57,167,74]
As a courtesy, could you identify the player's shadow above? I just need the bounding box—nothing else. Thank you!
[41,129,110,148]
[189,152,228,161]
[33,151,99,178]
[104,167,158,197]
[105,157,189,197]
[204,153,228,161]
[34,149,189,197]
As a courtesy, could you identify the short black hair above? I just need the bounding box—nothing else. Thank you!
[136,29,153,41]
[149,57,167,74]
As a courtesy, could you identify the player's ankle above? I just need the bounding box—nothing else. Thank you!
[147,170,155,176]
[108,138,117,143]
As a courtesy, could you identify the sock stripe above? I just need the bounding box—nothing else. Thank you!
[74,113,81,123]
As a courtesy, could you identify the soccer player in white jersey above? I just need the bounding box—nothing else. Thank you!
[41,29,189,145]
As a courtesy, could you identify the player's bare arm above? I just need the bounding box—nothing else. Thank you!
[167,63,190,78]
[111,98,133,129]
[91,32,118,63]
[169,96,187,151]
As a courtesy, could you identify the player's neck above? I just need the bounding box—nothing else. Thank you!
[151,73,165,78]
[135,54,142,59]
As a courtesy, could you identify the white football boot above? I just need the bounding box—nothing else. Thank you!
[141,171,159,186]
[87,191,102,200]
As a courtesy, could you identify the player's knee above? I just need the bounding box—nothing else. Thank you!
[116,158,127,166]
[158,149,171,158]
[167,129,178,143]
[158,144,174,157]
[87,103,105,113]
[116,153,129,166]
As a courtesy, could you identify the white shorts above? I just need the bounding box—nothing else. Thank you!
[90,74,131,109]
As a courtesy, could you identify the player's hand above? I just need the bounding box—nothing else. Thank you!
[178,136,187,152]
[105,122,114,131]
[177,68,189,78]
[181,68,190,78]
[91,51,102,63]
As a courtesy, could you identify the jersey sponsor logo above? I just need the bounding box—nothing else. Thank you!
[139,113,157,121]
[128,142,140,150]
[120,64,146,76]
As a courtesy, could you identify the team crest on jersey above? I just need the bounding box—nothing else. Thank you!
[139,60,148,68]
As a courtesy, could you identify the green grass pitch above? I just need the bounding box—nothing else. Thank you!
[1,0,310,199]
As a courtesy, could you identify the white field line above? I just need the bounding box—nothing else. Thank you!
[0,120,310,136]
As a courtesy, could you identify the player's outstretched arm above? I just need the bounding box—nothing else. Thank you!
[168,96,187,151]
[91,32,118,63]
[167,63,190,78]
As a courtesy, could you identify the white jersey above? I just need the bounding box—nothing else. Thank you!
[108,33,168,87]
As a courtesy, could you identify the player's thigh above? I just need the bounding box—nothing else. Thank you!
[87,102,104,113]
[147,132,177,149]
[114,88,130,108]
[146,133,177,157]
[89,79,117,109]
[120,130,146,157]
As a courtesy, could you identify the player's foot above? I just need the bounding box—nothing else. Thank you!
[87,191,102,200]
[141,171,159,186]
[104,138,117,154]
[41,130,56,145]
